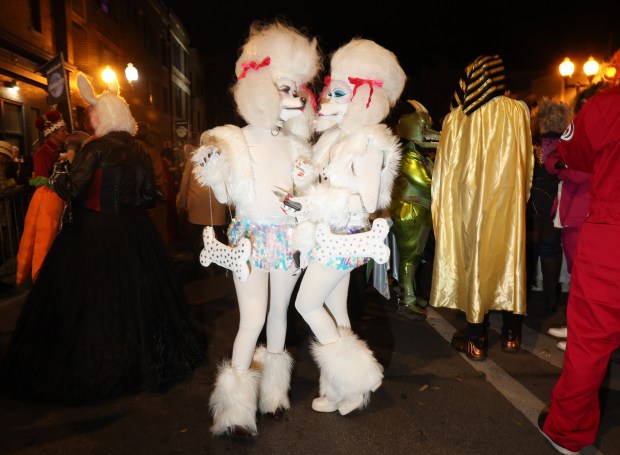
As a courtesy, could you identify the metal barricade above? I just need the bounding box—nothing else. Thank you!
[1,186,34,279]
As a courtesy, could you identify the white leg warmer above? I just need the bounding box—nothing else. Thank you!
[253,346,294,414]
[209,360,261,436]
[310,327,383,415]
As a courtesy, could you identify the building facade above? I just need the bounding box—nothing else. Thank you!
[0,0,207,160]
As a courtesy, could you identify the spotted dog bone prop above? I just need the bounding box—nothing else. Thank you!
[200,226,251,281]
[314,218,391,264]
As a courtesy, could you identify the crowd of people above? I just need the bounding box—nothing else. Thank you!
[0,18,618,455]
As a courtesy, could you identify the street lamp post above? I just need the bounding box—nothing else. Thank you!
[559,56,600,90]
[125,63,138,85]
[101,64,139,87]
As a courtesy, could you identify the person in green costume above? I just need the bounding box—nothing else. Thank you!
[389,100,440,320]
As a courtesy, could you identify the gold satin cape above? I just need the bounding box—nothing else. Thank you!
[430,97,534,323]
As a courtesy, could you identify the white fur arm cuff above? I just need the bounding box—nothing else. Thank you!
[192,145,231,202]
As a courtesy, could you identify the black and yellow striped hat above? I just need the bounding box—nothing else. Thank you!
[451,55,506,116]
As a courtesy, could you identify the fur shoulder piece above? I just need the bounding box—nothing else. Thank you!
[200,125,255,206]
[366,124,402,209]
[318,124,401,210]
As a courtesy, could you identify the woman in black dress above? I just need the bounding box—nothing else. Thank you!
[1,73,204,404]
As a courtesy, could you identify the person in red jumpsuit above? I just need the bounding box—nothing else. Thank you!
[538,84,620,454]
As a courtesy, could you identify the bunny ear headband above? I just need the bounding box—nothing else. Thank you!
[77,72,119,104]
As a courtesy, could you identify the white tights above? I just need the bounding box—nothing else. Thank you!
[230,268,299,370]
[295,262,351,345]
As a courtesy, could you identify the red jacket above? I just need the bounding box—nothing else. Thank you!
[545,152,590,228]
[557,85,620,226]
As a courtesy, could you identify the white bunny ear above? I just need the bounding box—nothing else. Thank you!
[77,73,98,105]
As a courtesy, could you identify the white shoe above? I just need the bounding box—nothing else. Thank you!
[557,340,567,351]
[337,394,364,415]
[548,326,568,339]
[312,396,337,413]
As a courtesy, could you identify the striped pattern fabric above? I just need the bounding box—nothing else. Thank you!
[451,55,506,116]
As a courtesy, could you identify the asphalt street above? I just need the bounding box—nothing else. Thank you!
[0,253,618,455]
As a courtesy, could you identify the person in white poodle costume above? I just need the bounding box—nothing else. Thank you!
[192,21,321,438]
[282,38,405,415]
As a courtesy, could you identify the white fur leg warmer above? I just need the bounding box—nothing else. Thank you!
[253,346,294,414]
[310,327,383,413]
[209,360,261,436]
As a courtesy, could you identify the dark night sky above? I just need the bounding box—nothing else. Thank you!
[163,1,619,125]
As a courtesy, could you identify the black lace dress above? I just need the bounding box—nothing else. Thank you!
[1,132,205,404]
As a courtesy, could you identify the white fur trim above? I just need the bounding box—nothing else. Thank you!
[198,125,255,207]
[310,327,383,411]
[209,360,261,436]
[253,346,294,414]
[312,124,401,212]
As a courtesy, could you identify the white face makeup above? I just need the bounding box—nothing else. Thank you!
[316,79,351,131]
[277,78,306,121]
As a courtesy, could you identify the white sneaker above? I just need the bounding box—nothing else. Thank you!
[548,326,568,339]
[557,340,567,351]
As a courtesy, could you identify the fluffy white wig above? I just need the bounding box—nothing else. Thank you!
[330,39,406,132]
[232,21,322,129]
[77,72,137,137]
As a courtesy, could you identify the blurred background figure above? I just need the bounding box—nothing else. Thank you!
[15,131,91,287]
[176,143,228,278]
[526,98,571,312]
[32,110,69,178]
[160,145,181,245]
[0,141,18,292]
[135,121,169,245]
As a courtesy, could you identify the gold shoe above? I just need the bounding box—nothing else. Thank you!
[451,331,487,361]
[501,331,522,353]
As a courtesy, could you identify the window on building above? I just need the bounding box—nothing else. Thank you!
[29,0,42,33]
[0,99,25,156]
[172,40,188,75]
[173,85,188,121]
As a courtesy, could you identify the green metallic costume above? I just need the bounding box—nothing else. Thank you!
[389,100,440,320]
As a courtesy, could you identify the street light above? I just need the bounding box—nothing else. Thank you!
[101,64,139,85]
[559,56,600,90]
[125,63,138,84]
[101,65,116,84]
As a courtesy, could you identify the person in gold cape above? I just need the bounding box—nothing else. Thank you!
[429,55,534,361]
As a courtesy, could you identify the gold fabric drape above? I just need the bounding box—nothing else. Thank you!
[430,96,534,323]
